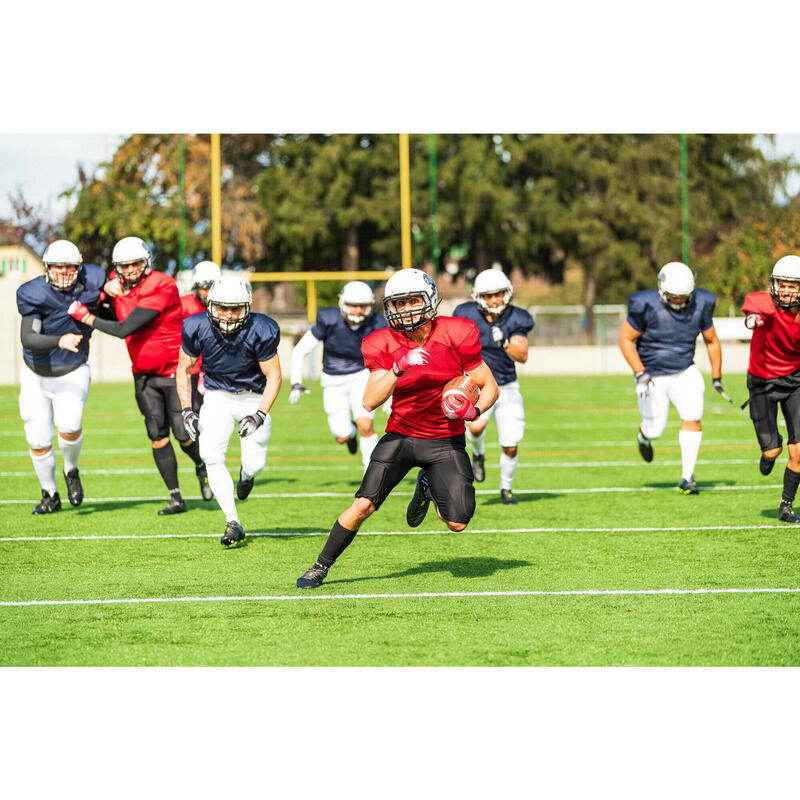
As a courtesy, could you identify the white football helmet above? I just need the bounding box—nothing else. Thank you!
[191,260,222,290]
[657,262,695,310]
[207,276,252,334]
[472,268,513,316]
[112,236,152,289]
[770,255,800,309]
[338,280,375,325]
[42,239,82,291]
[383,268,439,332]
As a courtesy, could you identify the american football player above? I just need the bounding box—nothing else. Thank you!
[618,261,728,495]
[16,240,105,513]
[296,268,499,588]
[742,255,800,522]
[67,236,210,513]
[288,280,387,471]
[177,276,282,546]
[453,268,534,504]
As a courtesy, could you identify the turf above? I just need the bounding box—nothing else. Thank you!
[1,375,799,665]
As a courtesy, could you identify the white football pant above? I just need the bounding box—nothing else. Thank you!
[321,369,374,438]
[638,364,704,440]
[476,380,525,447]
[19,362,90,449]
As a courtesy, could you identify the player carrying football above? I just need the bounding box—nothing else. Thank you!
[288,281,387,471]
[16,240,106,513]
[454,268,534,504]
[177,277,282,546]
[618,261,729,495]
[742,255,800,522]
[295,268,499,588]
[67,236,210,513]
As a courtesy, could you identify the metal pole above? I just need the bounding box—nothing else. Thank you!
[680,134,689,264]
[428,134,440,275]
[211,133,222,265]
[178,133,186,271]
[399,134,412,268]
[307,279,317,324]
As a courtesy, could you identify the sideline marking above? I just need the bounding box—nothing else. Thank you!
[2,587,799,608]
[0,524,789,543]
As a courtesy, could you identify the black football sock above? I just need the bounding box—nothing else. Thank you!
[317,520,359,567]
[180,439,203,467]
[152,442,180,493]
[781,467,800,505]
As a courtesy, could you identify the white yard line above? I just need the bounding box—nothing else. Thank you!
[0,523,789,543]
[2,587,799,608]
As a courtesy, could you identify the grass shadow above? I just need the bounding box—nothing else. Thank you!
[481,492,560,505]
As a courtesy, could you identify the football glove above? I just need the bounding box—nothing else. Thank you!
[67,300,93,324]
[745,313,765,330]
[712,378,732,403]
[289,383,310,404]
[182,408,199,441]
[239,410,266,437]
[392,347,430,376]
[491,325,508,349]
[442,392,479,421]
[197,372,206,396]
[635,370,654,399]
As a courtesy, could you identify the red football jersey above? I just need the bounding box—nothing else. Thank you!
[362,315,483,438]
[112,271,183,376]
[180,293,205,375]
[742,291,800,379]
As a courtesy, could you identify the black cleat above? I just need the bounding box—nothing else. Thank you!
[760,435,782,476]
[236,467,254,500]
[778,501,800,523]
[406,469,431,527]
[500,489,518,505]
[158,494,187,515]
[677,478,699,495]
[297,562,329,589]
[220,520,246,546]
[32,490,61,515]
[638,435,654,463]
[346,433,358,454]
[63,468,83,506]
[196,464,213,501]
[472,453,486,482]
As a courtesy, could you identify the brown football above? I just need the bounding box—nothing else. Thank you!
[441,375,480,406]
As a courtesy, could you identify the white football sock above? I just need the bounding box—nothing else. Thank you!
[466,428,485,456]
[637,430,650,445]
[678,429,702,481]
[360,433,378,471]
[205,462,239,522]
[58,432,83,473]
[499,452,518,491]
[30,448,57,495]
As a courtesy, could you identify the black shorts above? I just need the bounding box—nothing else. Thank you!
[133,374,188,442]
[747,372,800,450]
[356,432,476,524]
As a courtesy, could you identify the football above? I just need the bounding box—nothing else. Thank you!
[441,375,480,406]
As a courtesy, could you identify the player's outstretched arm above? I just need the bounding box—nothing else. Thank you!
[68,303,159,339]
[467,361,499,414]
[701,325,731,402]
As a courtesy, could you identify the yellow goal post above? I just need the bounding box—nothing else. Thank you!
[248,270,397,323]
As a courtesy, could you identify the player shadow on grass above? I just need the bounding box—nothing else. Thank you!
[481,492,559,504]
[74,500,218,515]
[642,479,737,489]
[323,556,532,585]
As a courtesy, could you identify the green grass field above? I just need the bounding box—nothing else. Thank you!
[1,374,799,666]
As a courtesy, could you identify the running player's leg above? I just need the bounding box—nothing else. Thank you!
[423,435,476,532]
[167,375,210,500]
[350,369,377,470]
[51,362,90,506]
[494,381,525,503]
[323,379,357,451]
[637,374,670,460]
[669,365,704,492]
[777,389,800,522]
[19,363,59,512]
[466,404,493,483]
[237,391,271,496]
[199,390,239,537]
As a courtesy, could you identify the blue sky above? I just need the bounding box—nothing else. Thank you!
[1,133,799,223]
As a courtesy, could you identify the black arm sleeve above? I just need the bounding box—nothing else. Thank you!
[91,306,160,338]
[93,296,118,321]
[20,316,62,351]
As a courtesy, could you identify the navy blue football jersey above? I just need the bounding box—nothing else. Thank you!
[310,306,387,375]
[626,288,716,375]
[452,301,534,385]
[16,265,106,373]
[181,311,280,393]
